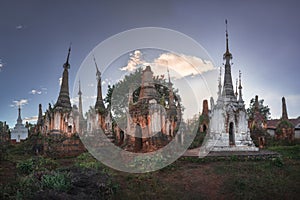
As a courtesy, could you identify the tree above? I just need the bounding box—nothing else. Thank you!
[104,67,182,121]
[246,97,271,121]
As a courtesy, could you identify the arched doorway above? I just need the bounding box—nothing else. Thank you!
[229,122,235,145]
[203,124,207,133]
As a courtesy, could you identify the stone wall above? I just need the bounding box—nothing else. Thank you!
[43,134,86,158]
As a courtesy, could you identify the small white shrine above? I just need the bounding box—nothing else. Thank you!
[11,106,28,143]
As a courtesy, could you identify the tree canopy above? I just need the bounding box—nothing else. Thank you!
[246,97,271,121]
[104,67,182,120]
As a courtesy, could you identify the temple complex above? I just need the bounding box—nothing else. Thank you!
[201,20,258,152]
[10,106,28,143]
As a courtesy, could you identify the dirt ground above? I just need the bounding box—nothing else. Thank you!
[1,148,300,200]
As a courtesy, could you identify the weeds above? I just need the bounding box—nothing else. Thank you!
[41,171,71,191]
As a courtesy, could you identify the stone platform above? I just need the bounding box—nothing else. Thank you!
[183,147,280,160]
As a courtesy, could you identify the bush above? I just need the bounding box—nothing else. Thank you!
[16,157,58,175]
[75,152,103,169]
[41,171,71,191]
[18,174,41,198]
[17,158,34,175]
[270,157,284,168]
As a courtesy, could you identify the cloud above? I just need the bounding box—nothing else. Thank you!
[85,95,97,100]
[29,89,42,95]
[152,53,215,79]
[0,59,4,72]
[70,97,79,105]
[59,77,62,86]
[23,116,38,123]
[16,25,23,30]
[88,83,95,87]
[71,95,97,105]
[120,50,144,72]
[29,87,47,95]
[119,51,215,79]
[11,99,28,107]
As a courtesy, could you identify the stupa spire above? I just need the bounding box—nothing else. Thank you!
[238,70,244,103]
[282,97,288,120]
[93,56,105,112]
[222,19,235,98]
[37,104,43,126]
[78,80,83,118]
[17,105,22,124]
[217,67,222,97]
[55,46,72,109]
[235,78,238,97]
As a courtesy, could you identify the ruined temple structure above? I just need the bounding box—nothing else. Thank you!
[86,56,112,136]
[248,95,267,131]
[36,47,85,157]
[199,99,209,133]
[267,97,299,140]
[202,20,258,152]
[42,47,81,136]
[0,121,10,145]
[127,66,181,152]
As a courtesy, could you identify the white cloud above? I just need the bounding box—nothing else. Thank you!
[59,77,62,86]
[11,99,28,107]
[16,25,23,30]
[120,50,144,72]
[29,87,47,95]
[0,59,4,72]
[85,95,97,100]
[70,97,79,104]
[119,51,215,79]
[71,95,97,105]
[152,53,215,79]
[88,83,95,87]
[23,116,38,123]
[29,89,42,95]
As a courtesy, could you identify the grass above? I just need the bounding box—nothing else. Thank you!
[1,144,300,199]
[268,144,300,159]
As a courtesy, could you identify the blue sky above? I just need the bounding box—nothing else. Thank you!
[0,0,299,127]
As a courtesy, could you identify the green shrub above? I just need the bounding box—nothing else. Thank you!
[17,158,34,175]
[18,174,41,199]
[75,152,103,169]
[41,171,71,191]
[16,157,58,175]
[270,157,284,168]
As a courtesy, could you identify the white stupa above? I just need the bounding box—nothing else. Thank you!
[199,21,258,156]
[11,106,28,143]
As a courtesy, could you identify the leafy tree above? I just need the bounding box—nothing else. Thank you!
[246,97,271,121]
[104,67,182,120]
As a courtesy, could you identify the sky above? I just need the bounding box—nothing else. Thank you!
[0,0,299,127]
